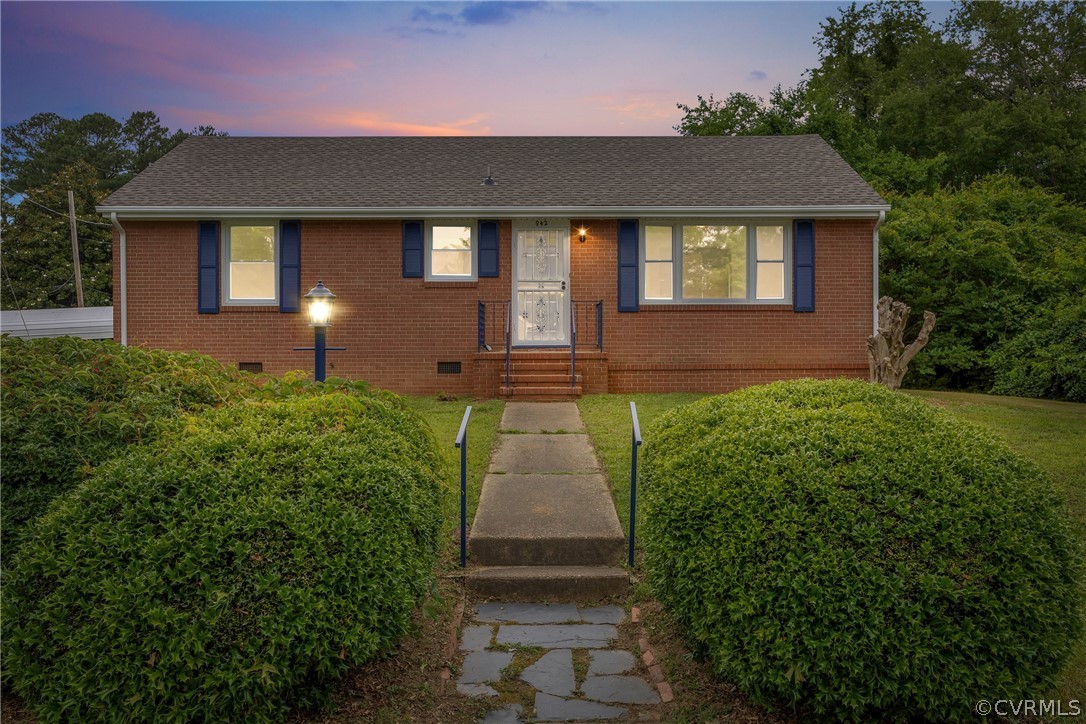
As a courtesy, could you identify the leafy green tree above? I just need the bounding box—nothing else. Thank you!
[0,162,111,309]
[879,175,1086,393]
[1,111,225,309]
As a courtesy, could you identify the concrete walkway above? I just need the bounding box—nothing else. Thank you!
[458,404,668,721]
[465,402,627,600]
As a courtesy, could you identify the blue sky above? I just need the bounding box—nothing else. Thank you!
[0,1,954,136]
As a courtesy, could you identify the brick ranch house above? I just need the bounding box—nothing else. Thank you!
[97,135,889,398]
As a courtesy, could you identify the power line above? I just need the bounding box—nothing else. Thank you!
[0,182,113,228]
[0,256,32,337]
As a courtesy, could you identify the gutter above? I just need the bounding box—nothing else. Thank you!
[872,209,886,335]
[110,212,127,345]
[98,204,892,221]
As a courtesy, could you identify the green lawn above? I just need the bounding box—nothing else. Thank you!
[580,389,1086,702]
[403,396,504,560]
[578,393,705,536]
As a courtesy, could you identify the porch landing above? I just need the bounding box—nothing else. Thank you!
[466,402,628,600]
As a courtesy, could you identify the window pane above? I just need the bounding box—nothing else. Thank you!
[433,226,472,251]
[230,226,275,262]
[756,226,784,260]
[645,261,673,300]
[230,262,275,299]
[645,226,672,260]
[682,225,746,299]
[757,261,785,299]
[432,249,471,276]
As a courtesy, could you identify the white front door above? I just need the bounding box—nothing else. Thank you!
[512,221,570,346]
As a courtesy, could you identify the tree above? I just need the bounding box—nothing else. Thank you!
[879,175,1086,394]
[1,162,111,309]
[1,111,226,310]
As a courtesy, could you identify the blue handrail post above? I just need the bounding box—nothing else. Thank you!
[596,300,604,352]
[455,406,473,568]
[477,301,486,351]
[504,301,511,387]
[571,303,577,388]
[629,401,642,567]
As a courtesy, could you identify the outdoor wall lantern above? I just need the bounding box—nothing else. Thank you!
[293,280,345,382]
[578,226,588,243]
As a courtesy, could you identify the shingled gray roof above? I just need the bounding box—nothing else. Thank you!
[99,135,887,215]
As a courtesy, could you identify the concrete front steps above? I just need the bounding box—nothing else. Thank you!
[467,565,629,600]
[465,403,629,601]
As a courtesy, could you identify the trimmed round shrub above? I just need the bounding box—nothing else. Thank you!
[2,392,445,722]
[0,336,251,552]
[642,379,1082,720]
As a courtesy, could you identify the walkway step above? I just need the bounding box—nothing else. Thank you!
[510,361,573,373]
[500,385,582,400]
[471,474,625,566]
[466,566,629,601]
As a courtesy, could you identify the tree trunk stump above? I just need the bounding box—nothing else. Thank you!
[867,296,936,389]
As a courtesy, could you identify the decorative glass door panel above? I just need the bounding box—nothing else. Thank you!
[513,226,570,346]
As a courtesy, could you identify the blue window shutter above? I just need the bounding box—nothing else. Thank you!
[197,221,219,314]
[617,219,639,312]
[479,220,499,277]
[403,221,423,278]
[793,219,815,312]
[279,220,301,312]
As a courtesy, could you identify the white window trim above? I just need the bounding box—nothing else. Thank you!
[639,219,792,305]
[425,219,478,281]
[222,219,279,306]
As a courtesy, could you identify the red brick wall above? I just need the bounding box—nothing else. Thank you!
[570,218,874,393]
[114,217,874,395]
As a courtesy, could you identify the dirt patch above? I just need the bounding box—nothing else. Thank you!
[637,600,794,723]
[294,575,494,724]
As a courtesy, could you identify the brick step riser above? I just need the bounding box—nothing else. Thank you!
[509,368,574,377]
[469,537,626,567]
[509,374,582,385]
[500,387,583,400]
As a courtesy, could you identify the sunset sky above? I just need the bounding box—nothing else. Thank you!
[1,1,952,137]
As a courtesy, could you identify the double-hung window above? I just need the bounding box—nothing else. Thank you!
[640,221,790,304]
[223,221,278,304]
[426,221,476,281]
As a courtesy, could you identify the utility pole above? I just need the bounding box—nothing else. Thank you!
[67,189,84,307]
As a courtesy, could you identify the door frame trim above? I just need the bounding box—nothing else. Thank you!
[511,218,571,347]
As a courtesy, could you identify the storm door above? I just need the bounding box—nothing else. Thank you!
[512,222,570,346]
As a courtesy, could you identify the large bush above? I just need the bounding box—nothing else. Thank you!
[879,175,1086,397]
[642,379,1081,720]
[0,336,251,551]
[2,393,446,722]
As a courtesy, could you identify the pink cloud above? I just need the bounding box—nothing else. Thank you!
[161,106,491,137]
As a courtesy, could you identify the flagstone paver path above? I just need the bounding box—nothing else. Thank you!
[462,602,660,722]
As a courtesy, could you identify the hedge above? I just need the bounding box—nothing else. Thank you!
[2,393,446,722]
[0,336,251,553]
[642,379,1082,720]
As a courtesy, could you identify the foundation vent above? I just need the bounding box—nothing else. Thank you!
[238,362,264,373]
[437,361,462,375]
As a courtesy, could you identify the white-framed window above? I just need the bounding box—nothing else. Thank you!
[425,220,476,281]
[223,221,278,304]
[640,221,790,304]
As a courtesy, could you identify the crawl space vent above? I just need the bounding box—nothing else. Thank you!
[437,361,462,375]
[238,362,264,373]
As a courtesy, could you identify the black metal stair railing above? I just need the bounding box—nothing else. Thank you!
[479,299,602,391]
